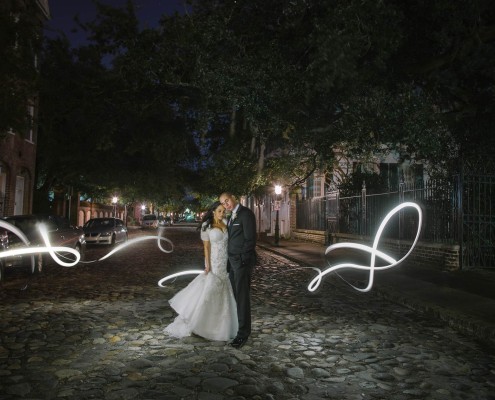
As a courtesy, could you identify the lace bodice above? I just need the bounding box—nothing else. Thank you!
[200,224,229,279]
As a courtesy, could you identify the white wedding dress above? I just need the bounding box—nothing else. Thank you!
[164,223,238,341]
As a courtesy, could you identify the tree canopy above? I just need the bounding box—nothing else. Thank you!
[33,0,495,209]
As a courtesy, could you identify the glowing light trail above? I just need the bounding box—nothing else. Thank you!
[308,202,422,292]
[0,221,174,268]
[2,203,421,294]
[157,270,204,287]
[85,234,174,263]
[0,220,36,272]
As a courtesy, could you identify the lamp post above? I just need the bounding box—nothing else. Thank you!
[112,196,118,217]
[274,185,282,246]
[141,204,146,220]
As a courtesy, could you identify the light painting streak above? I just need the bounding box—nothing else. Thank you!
[308,202,422,293]
[2,203,421,294]
[157,270,204,287]
[0,220,36,272]
[0,220,174,268]
[86,234,174,263]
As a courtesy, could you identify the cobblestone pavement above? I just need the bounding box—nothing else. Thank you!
[1,226,494,400]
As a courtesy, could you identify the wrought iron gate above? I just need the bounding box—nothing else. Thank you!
[459,170,495,269]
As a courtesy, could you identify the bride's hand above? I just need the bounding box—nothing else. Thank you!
[204,265,210,274]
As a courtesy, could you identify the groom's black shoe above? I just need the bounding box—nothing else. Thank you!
[230,336,247,348]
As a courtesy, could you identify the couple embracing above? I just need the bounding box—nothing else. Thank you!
[164,192,257,348]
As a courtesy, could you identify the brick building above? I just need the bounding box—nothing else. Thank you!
[0,0,50,216]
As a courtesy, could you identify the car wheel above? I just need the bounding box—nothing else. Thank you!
[111,234,116,246]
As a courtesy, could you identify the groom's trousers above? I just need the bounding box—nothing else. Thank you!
[228,253,255,339]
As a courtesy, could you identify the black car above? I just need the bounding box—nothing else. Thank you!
[0,214,86,281]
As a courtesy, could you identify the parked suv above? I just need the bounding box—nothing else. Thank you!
[141,214,158,228]
[0,214,86,281]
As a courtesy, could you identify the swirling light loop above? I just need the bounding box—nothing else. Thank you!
[0,221,80,267]
[308,201,422,293]
[38,224,81,267]
[0,220,36,272]
[90,234,174,263]
[0,220,174,268]
[157,270,204,287]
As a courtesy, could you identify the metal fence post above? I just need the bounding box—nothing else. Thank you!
[325,186,340,244]
[361,181,366,236]
[457,162,464,270]
[399,176,405,240]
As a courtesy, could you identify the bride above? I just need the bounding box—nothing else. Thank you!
[164,201,238,341]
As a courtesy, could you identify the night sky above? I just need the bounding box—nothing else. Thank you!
[44,0,189,46]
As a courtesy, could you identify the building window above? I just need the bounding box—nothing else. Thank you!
[379,163,399,189]
[313,174,323,197]
[304,173,325,198]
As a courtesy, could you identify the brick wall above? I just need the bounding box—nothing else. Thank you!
[292,229,326,244]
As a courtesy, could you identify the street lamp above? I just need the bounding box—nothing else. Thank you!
[141,204,146,224]
[112,196,118,217]
[274,184,282,246]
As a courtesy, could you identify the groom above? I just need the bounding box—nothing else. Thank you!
[219,192,257,348]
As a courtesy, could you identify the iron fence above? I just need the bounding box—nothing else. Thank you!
[461,173,495,268]
[296,179,458,243]
[296,167,495,268]
[296,196,326,231]
[334,181,458,243]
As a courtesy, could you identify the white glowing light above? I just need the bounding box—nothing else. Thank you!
[0,220,37,272]
[91,233,174,262]
[308,202,422,292]
[0,220,174,268]
[0,221,81,267]
[157,270,203,287]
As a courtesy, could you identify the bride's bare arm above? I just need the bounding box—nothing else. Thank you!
[203,240,211,274]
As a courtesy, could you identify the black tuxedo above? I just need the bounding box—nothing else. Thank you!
[227,204,257,339]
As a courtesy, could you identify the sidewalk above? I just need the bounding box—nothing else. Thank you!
[257,236,495,349]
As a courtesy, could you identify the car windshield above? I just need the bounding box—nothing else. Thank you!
[85,219,113,228]
[5,217,38,235]
[3,215,58,240]
[143,215,156,221]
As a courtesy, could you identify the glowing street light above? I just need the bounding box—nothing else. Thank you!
[274,184,282,246]
[112,196,118,217]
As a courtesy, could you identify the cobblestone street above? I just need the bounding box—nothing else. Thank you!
[1,226,494,399]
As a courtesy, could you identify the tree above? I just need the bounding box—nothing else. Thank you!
[389,0,495,161]
[36,1,200,209]
[36,0,495,209]
[175,0,408,192]
[187,0,494,187]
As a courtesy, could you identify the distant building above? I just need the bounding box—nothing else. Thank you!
[0,0,50,216]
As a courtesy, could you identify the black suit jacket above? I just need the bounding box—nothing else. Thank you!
[227,204,257,257]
